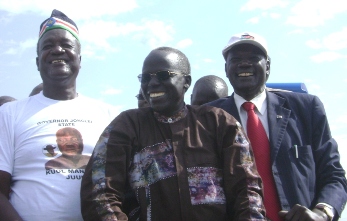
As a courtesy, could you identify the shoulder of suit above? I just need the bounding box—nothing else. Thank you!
[267,88,314,98]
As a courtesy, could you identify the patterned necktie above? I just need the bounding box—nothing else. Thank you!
[242,102,282,221]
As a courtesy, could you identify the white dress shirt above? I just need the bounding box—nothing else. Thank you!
[233,89,269,139]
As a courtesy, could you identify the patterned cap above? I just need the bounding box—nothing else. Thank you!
[39,9,79,41]
[222,32,268,60]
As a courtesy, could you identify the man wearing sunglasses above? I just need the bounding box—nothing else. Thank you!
[81,47,266,220]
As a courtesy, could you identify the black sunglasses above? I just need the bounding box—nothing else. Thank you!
[137,71,180,83]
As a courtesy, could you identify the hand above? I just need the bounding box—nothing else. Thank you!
[278,204,328,221]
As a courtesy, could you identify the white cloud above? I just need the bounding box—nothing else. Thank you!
[286,0,347,27]
[246,17,259,24]
[100,88,123,95]
[0,0,138,20]
[310,51,345,63]
[306,28,347,50]
[336,114,347,124]
[8,61,20,66]
[306,39,322,49]
[79,19,175,56]
[302,80,321,93]
[176,39,193,49]
[288,29,304,34]
[132,20,175,48]
[203,58,213,63]
[192,64,200,70]
[5,48,17,55]
[269,13,281,19]
[241,0,289,11]
[3,38,36,55]
[321,28,347,50]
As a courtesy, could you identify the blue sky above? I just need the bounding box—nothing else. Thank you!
[1,0,347,217]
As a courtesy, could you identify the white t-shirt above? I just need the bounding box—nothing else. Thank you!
[0,92,119,221]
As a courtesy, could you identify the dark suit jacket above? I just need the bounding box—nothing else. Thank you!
[206,90,347,219]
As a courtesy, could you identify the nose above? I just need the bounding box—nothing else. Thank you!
[238,59,252,68]
[147,75,161,87]
[51,45,65,54]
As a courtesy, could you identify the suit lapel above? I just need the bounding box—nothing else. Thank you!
[220,94,241,123]
[266,91,291,164]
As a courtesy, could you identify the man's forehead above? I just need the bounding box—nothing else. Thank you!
[149,50,179,61]
[143,51,180,71]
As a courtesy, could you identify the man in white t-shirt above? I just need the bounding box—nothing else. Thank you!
[0,9,118,221]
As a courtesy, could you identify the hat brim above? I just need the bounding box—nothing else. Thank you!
[222,40,267,60]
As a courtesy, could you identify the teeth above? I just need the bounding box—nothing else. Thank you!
[150,92,165,98]
[52,60,65,64]
[238,73,253,77]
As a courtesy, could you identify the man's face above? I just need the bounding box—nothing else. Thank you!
[56,134,83,157]
[36,29,81,87]
[225,44,269,100]
[141,50,190,116]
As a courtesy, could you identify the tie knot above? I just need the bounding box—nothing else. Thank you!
[242,102,255,111]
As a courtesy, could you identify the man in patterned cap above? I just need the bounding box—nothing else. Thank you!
[0,9,118,221]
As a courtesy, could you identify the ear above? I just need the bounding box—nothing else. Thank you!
[265,57,270,80]
[36,57,39,71]
[225,63,228,77]
[184,75,192,92]
[79,55,82,69]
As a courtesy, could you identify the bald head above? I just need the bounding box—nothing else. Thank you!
[29,83,43,96]
[0,96,16,106]
[145,47,191,75]
[191,75,228,105]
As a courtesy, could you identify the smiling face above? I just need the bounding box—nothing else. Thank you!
[225,44,269,100]
[56,128,83,157]
[36,29,81,90]
[141,49,191,116]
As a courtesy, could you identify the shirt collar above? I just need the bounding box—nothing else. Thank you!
[234,89,267,115]
[153,106,188,123]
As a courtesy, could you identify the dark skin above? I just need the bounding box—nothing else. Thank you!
[29,83,43,96]
[225,44,328,221]
[279,205,328,221]
[0,96,16,106]
[225,44,269,101]
[36,29,81,100]
[191,76,228,105]
[0,29,81,221]
[141,50,191,116]
[0,173,22,220]
[137,89,150,108]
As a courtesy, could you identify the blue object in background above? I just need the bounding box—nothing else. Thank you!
[266,83,308,94]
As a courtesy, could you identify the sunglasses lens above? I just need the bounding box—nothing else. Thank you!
[140,74,151,83]
[156,71,171,81]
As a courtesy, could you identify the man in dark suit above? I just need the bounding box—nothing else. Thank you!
[206,32,347,221]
